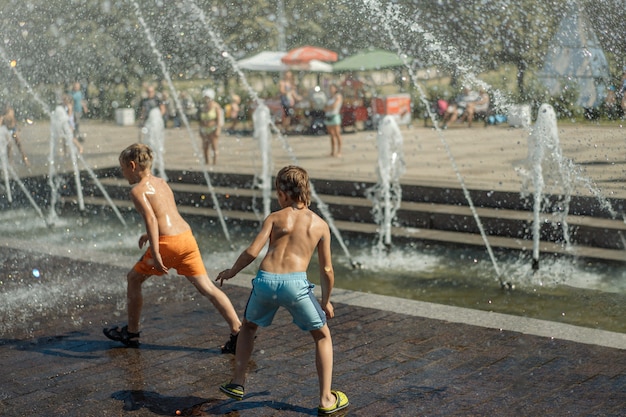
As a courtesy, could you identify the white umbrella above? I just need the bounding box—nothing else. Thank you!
[237,52,332,73]
[298,59,333,73]
[237,51,288,72]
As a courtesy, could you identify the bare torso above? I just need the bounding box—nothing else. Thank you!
[131,175,190,236]
[259,206,327,274]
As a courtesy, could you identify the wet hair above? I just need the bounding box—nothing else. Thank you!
[275,165,311,207]
[119,143,153,170]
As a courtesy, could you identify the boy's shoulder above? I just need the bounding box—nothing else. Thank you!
[273,206,327,226]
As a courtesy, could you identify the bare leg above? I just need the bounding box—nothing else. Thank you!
[186,274,241,334]
[201,135,209,164]
[282,108,291,133]
[447,109,460,125]
[209,135,219,165]
[72,137,84,154]
[126,269,151,333]
[465,104,475,127]
[231,319,258,386]
[12,133,29,166]
[334,127,342,157]
[311,325,336,409]
[328,126,341,156]
[441,107,456,127]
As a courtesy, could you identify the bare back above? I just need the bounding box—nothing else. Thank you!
[130,175,190,236]
[259,206,329,274]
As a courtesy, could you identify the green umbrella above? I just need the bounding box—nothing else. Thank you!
[332,49,409,71]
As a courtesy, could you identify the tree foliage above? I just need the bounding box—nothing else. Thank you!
[0,0,624,116]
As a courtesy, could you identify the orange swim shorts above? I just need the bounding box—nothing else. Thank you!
[133,229,207,277]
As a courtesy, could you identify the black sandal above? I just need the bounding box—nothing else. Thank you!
[221,333,238,354]
[103,325,140,348]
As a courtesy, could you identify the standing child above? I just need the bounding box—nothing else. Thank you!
[2,104,30,166]
[216,165,349,415]
[103,143,241,352]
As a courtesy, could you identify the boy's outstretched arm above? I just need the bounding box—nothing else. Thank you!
[317,226,335,319]
[216,215,273,286]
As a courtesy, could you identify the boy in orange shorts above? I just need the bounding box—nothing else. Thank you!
[216,165,349,415]
[103,143,241,351]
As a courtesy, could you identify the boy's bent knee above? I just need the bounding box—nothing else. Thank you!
[242,320,258,331]
[310,324,331,340]
[127,269,149,285]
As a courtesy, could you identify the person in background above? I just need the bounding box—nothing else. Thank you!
[70,82,88,142]
[324,84,343,157]
[62,94,84,154]
[137,85,165,128]
[279,70,301,133]
[441,86,479,129]
[198,88,223,165]
[180,91,197,122]
[461,88,490,127]
[161,91,180,128]
[1,104,30,166]
[225,93,241,132]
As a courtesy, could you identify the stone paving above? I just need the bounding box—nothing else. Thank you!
[0,250,624,417]
[1,119,625,416]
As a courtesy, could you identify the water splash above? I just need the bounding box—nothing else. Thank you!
[0,126,12,202]
[0,46,52,117]
[524,104,572,268]
[366,116,406,251]
[142,107,167,181]
[521,103,625,269]
[363,0,504,280]
[0,127,47,224]
[132,0,231,244]
[0,44,124,226]
[182,0,358,267]
[252,103,273,219]
[50,104,85,212]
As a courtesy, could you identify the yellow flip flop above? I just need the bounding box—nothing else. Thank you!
[318,390,349,415]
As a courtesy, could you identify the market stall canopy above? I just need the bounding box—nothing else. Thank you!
[296,60,333,72]
[237,51,333,72]
[281,46,338,65]
[237,51,288,72]
[333,49,409,71]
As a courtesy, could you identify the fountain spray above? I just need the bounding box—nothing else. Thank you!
[132,0,231,244]
[0,45,125,226]
[366,116,406,252]
[362,0,508,285]
[182,0,360,268]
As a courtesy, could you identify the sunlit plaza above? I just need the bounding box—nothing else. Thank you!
[1,1,625,415]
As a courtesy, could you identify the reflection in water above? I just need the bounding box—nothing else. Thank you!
[1,208,625,335]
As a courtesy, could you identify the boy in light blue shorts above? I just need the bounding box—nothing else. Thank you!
[245,270,326,331]
[216,165,349,415]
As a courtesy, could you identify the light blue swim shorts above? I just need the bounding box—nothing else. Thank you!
[324,113,342,127]
[244,270,327,331]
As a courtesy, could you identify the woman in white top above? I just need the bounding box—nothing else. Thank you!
[324,84,343,157]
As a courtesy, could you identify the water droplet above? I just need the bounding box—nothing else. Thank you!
[32,268,41,278]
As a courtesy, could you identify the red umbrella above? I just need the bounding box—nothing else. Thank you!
[281,46,338,65]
